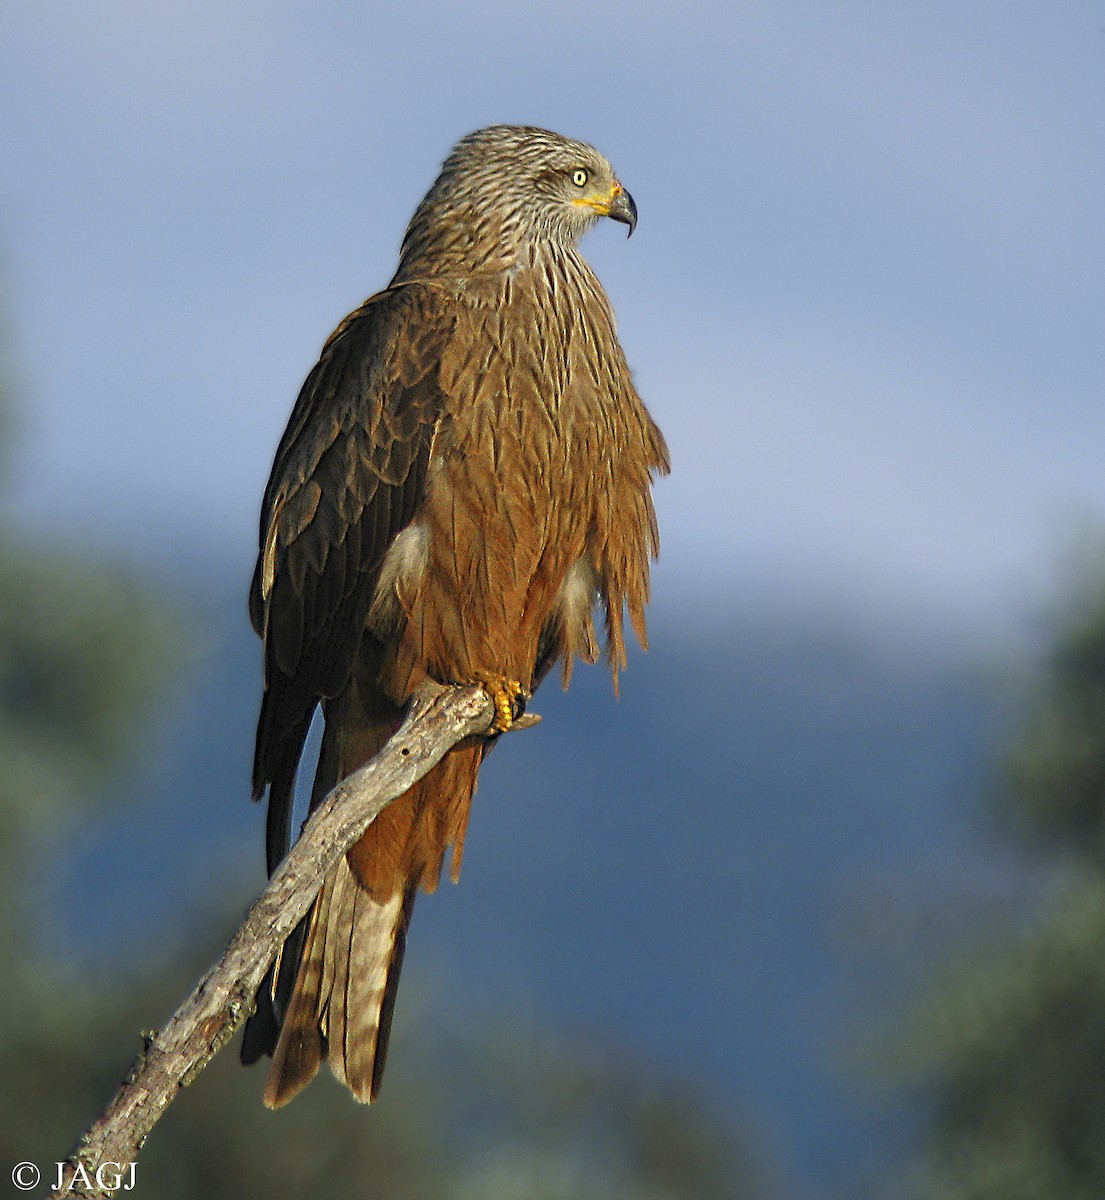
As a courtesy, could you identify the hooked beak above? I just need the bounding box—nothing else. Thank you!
[607,183,638,237]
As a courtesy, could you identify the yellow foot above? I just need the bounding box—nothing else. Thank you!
[479,675,531,733]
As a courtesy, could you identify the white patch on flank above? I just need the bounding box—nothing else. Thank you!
[368,522,429,631]
[558,558,597,618]
[556,558,599,645]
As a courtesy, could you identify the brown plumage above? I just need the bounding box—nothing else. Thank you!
[241,125,670,1107]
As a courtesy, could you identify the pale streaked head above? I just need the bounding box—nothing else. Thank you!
[398,125,636,275]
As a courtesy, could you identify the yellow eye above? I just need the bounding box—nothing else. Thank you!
[571,168,588,188]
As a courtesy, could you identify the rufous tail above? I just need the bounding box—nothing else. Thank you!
[251,681,482,1108]
[263,861,416,1106]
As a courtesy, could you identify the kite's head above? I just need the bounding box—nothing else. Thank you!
[402,125,637,271]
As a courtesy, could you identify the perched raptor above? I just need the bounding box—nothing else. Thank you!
[241,125,670,1107]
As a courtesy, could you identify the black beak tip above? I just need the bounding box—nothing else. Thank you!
[610,187,638,238]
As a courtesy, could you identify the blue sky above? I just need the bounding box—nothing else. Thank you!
[2,1,1103,631]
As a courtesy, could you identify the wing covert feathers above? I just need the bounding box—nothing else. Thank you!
[251,285,455,804]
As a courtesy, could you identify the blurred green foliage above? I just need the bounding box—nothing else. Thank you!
[893,564,1105,1200]
[0,544,174,836]
[0,317,770,1198]
[1003,582,1105,857]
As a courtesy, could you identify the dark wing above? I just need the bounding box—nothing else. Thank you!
[250,282,455,874]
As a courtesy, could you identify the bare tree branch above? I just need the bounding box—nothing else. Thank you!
[49,682,509,1199]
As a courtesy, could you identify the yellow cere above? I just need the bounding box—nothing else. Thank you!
[570,183,622,215]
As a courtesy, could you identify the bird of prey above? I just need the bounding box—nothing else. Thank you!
[241,125,670,1108]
